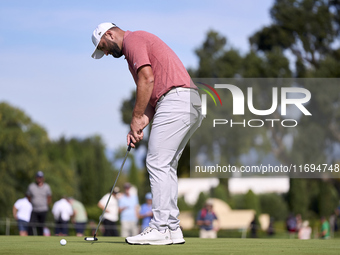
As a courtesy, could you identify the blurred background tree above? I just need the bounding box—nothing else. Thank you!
[0,102,49,217]
[0,102,117,221]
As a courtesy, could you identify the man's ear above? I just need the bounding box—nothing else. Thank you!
[105,30,114,40]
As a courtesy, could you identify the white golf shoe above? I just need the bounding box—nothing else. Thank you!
[125,227,173,245]
[170,227,185,244]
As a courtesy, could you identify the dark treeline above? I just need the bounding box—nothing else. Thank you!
[0,101,117,218]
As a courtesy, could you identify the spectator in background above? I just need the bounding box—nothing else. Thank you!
[139,192,153,231]
[267,217,275,236]
[320,216,330,239]
[12,195,33,236]
[26,171,52,236]
[97,187,120,236]
[119,183,139,237]
[298,220,312,240]
[68,197,88,237]
[250,215,257,238]
[196,199,219,238]
[336,205,340,231]
[52,197,74,236]
[329,210,337,234]
[286,213,297,238]
[296,214,302,233]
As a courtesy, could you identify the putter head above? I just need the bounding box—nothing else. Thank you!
[84,236,98,241]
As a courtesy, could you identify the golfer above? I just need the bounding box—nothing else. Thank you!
[91,23,203,245]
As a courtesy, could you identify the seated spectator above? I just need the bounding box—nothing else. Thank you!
[139,192,153,231]
[298,220,312,240]
[196,199,219,238]
[286,213,297,238]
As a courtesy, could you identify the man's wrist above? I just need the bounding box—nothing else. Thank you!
[132,112,144,118]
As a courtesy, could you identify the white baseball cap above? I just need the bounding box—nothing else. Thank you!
[91,22,116,59]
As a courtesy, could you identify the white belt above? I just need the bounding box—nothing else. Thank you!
[158,87,194,102]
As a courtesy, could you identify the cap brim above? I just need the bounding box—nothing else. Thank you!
[92,48,105,59]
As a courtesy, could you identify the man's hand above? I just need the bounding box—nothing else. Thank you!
[127,115,150,148]
[131,115,146,140]
[119,206,128,213]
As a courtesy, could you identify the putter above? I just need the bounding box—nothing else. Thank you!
[85,143,132,241]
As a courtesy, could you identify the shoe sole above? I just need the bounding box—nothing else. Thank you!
[125,239,173,245]
[172,239,185,245]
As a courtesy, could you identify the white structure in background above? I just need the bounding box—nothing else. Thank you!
[178,178,219,205]
[178,177,289,205]
[228,178,290,194]
[178,198,255,231]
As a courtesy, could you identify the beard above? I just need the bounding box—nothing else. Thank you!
[107,39,123,58]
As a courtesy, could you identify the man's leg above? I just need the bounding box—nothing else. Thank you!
[147,89,202,231]
[199,229,206,238]
[112,221,119,236]
[62,220,69,236]
[37,211,47,236]
[168,100,202,230]
[131,222,139,236]
[121,221,129,237]
[75,222,86,237]
[125,89,202,245]
[17,220,28,236]
[104,219,117,236]
[55,219,61,236]
[29,211,38,236]
[103,219,110,236]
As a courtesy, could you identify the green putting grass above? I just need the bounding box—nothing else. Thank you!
[0,236,338,255]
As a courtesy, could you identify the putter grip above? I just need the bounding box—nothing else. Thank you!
[127,142,132,151]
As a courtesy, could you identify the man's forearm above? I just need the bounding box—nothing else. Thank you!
[13,206,17,219]
[133,65,154,118]
[47,195,52,205]
[128,65,154,145]
[133,77,153,118]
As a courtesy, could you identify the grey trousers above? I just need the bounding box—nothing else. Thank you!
[147,88,203,231]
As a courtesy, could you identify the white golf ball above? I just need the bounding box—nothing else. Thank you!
[60,239,67,246]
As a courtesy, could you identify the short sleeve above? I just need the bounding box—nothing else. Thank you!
[14,200,20,209]
[99,194,108,206]
[124,34,151,74]
[139,204,146,214]
[46,184,52,195]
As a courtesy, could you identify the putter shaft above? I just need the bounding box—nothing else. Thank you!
[86,144,132,241]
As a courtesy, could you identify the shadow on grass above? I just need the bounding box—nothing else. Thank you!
[74,240,126,244]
